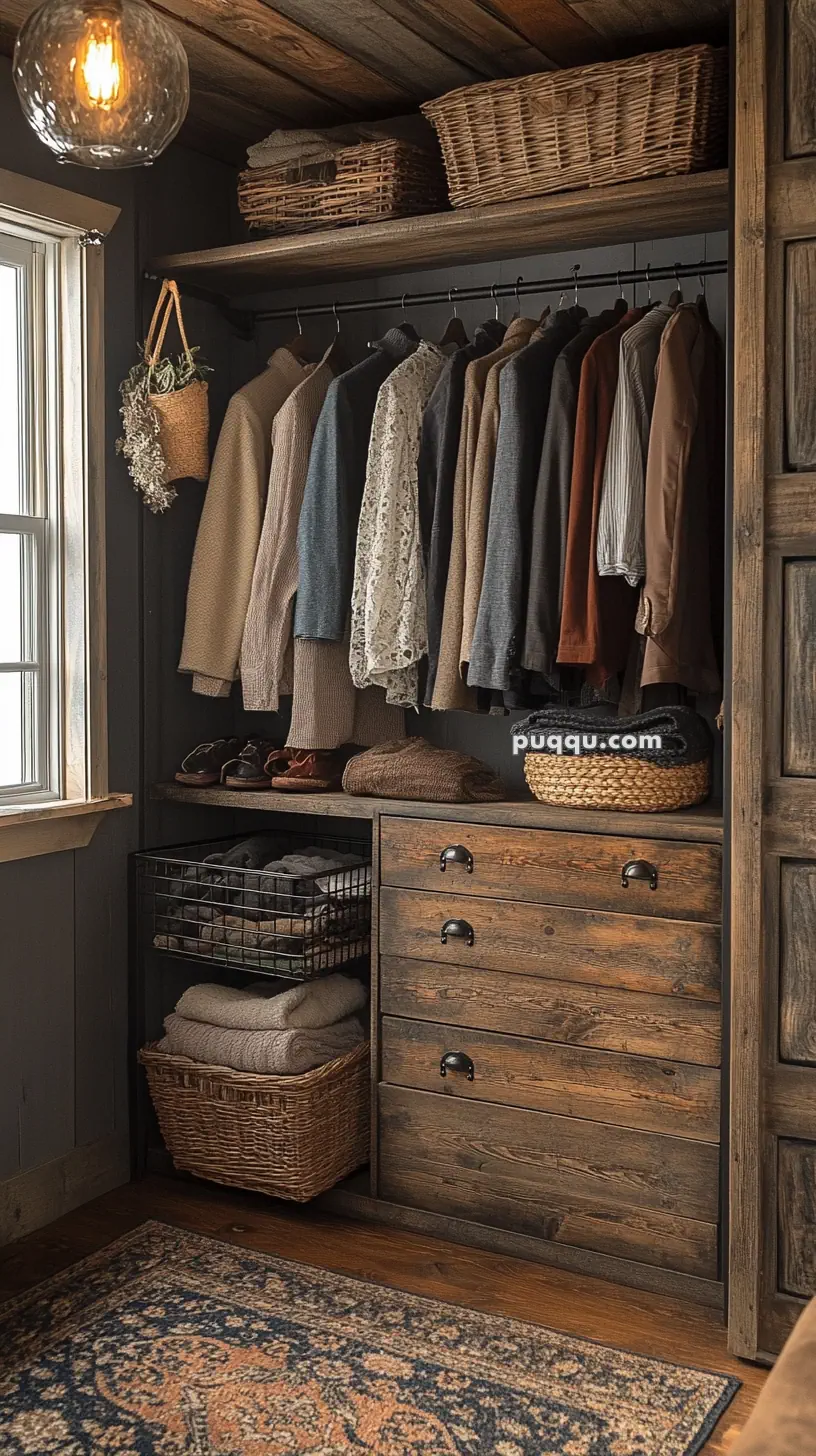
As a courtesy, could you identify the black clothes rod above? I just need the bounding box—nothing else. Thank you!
[253,259,728,324]
[143,258,727,334]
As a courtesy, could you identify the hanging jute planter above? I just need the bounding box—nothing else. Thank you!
[118,278,212,513]
[145,279,210,486]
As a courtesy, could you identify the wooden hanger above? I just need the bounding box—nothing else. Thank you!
[437,287,468,349]
[668,261,684,309]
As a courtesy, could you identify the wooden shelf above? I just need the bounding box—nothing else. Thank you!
[151,170,730,292]
[152,782,723,843]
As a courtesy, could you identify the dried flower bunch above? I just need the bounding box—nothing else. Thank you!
[117,346,213,514]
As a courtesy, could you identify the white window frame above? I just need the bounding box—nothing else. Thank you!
[0,168,120,820]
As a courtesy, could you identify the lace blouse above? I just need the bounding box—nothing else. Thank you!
[349,341,446,707]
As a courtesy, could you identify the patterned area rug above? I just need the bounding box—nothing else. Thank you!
[0,1221,738,1455]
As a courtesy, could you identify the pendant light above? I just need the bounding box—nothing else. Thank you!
[13,0,189,169]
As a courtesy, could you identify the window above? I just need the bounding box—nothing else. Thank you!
[0,169,120,814]
[0,229,58,801]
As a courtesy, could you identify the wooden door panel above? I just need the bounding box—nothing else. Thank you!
[731,0,816,1358]
[778,1139,816,1296]
[783,561,816,773]
[788,0,816,158]
[780,862,816,1062]
[786,243,816,469]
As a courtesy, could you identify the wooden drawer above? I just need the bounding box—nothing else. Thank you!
[381,1015,721,1141]
[380,957,722,1065]
[380,817,722,922]
[378,1084,719,1278]
[379,887,722,1003]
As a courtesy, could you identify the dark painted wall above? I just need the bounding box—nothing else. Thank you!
[0,56,237,1236]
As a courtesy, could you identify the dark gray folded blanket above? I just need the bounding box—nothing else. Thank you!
[513,705,713,767]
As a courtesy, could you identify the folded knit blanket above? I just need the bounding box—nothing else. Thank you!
[343,738,506,804]
[161,1011,365,1076]
[246,115,436,170]
[513,705,713,766]
[176,973,368,1031]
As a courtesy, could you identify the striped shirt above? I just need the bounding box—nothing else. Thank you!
[596,304,673,587]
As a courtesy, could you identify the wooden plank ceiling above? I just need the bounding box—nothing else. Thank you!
[0,0,730,166]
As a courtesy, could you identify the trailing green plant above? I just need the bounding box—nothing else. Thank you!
[144,345,213,395]
[117,345,213,514]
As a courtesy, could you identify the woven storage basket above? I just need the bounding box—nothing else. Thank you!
[524,754,710,813]
[238,140,448,235]
[421,44,728,209]
[139,1041,369,1201]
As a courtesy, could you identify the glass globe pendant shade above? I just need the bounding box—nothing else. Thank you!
[13,0,190,168]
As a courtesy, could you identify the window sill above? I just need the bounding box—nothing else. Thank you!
[0,793,132,864]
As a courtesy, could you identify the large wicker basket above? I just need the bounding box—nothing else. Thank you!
[139,1041,369,1201]
[422,44,728,208]
[524,753,711,813]
[238,140,447,235]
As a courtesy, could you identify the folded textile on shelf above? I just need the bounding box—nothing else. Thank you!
[161,1010,365,1075]
[512,704,713,765]
[157,844,369,923]
[175,973,368,1031]
[343,737,506,803]
[246,115,437,170]
[316,864,372,898]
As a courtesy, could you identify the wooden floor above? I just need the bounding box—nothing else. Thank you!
[0,1175,766,1453]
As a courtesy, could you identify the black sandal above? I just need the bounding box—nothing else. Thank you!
[175,737,242,786]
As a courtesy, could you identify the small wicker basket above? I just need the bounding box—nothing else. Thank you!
[238,140,448,236]
[139,1041,369,1201]
[422,44,728,209]
[524,754,710,813]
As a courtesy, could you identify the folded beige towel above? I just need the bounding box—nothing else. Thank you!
[175,973,367,1031]
[246,116,437,170]
[162,1011,365,1075]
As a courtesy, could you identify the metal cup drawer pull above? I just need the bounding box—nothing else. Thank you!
[440,1050,475,1081]
[621,859,659,891]
[440,917,474,946]
[439,844,474,874]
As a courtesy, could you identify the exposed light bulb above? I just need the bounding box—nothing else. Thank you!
[13,0,189,168]
[75,12,128,111]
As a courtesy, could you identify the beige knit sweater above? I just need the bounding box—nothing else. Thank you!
[178,348,307,697]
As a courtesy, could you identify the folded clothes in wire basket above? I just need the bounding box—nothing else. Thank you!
[137,832,372,980]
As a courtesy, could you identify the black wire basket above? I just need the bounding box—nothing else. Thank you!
[136,831,372,981]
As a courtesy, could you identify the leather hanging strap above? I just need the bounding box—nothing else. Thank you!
[144,278,192,366]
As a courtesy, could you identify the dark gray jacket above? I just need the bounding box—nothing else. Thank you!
[522,306,625,679]
[467,310,584,692]
[420,319,505,703]
[294,327,417,642]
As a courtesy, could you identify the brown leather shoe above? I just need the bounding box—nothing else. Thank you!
[268,748,352,792]
[221,739,287,789]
